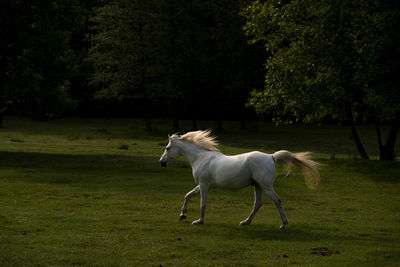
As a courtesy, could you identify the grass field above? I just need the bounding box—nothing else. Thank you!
[0,116,399,266]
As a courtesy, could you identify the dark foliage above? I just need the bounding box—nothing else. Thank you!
[243,0,400,159]
[1,0,398,159]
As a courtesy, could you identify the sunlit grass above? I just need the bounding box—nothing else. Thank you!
[0,116,399,266]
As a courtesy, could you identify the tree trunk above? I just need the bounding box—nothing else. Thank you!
[350,122,369,160]
[169,1,180,133]
[216,68,224,131]
[375,123,383,152]
[144,97,152,132]
[172,116,180,131]
[216,119,223,131]
[192,119,197,131]
[138,20,151,132]
[0,112,3,128]
[188,0,197,132]
[240,118,247,130]
[379,118,400,160]
[240,42,249,131]
[145,115,152,132]
[346,105,369,159]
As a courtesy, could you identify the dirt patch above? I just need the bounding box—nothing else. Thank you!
[311,247,340,256]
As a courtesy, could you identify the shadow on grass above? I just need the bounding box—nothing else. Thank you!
[5,116,398,157]
[325,158,400,183]
[183,221,399,245]
[0,151,159,170]
[0,151,189,192]
[235,226,351,242]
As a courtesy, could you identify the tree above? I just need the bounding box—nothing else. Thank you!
[209,0,246,130]
[243,0,400,160]
[88,0,164,131]
[0,0,84,126]
[158,0,183,130]
[158,0,207,131]
[87,0,265,127]
[358,0,400,160]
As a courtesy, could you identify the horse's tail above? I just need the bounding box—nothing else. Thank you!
[273,150,320,190]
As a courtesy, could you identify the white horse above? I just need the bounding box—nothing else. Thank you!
[159,130,320,229]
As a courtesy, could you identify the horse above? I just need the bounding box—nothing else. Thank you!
[159,130,320,229]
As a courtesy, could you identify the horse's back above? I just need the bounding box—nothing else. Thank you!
[217,151,275,174]
[210,151,275,189]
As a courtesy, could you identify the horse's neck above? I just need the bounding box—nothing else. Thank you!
[178,142,209,167]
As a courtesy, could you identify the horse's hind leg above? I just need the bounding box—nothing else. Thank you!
[180,185,200,220]
[264,187,289,230]
[240,184,263,225]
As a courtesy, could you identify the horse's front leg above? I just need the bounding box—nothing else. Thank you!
[192,183,209,225]
[180,185,200,220]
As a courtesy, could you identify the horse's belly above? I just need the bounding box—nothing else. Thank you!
[214,178,252,189]
[213,165,253,189]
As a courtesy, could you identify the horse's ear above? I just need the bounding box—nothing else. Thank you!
[168,134,171,139]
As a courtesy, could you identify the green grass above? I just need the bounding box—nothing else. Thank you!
[0,116,399,266]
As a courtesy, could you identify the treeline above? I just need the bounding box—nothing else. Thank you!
[1,0,399,159]
[87,0,267,130]
[1,0,265,130]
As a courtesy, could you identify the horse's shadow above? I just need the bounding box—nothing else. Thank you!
[233,225,339,242]
[183,221,364,243]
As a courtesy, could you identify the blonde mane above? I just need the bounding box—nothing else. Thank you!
[172,130,219,151]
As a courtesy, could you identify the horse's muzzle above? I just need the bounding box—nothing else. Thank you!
[159,160,167,167]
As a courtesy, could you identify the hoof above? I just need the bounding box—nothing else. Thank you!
[279,223,288,230]
[192,219,204,225]
[280,218,289,230]
[179,215,187,221]
[239,220,250,226]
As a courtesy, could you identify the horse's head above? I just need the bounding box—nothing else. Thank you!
[159,134,180,167]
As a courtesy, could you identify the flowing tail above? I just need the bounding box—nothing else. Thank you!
[273,150,320,190]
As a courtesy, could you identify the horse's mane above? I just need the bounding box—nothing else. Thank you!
[172,130,219,151]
